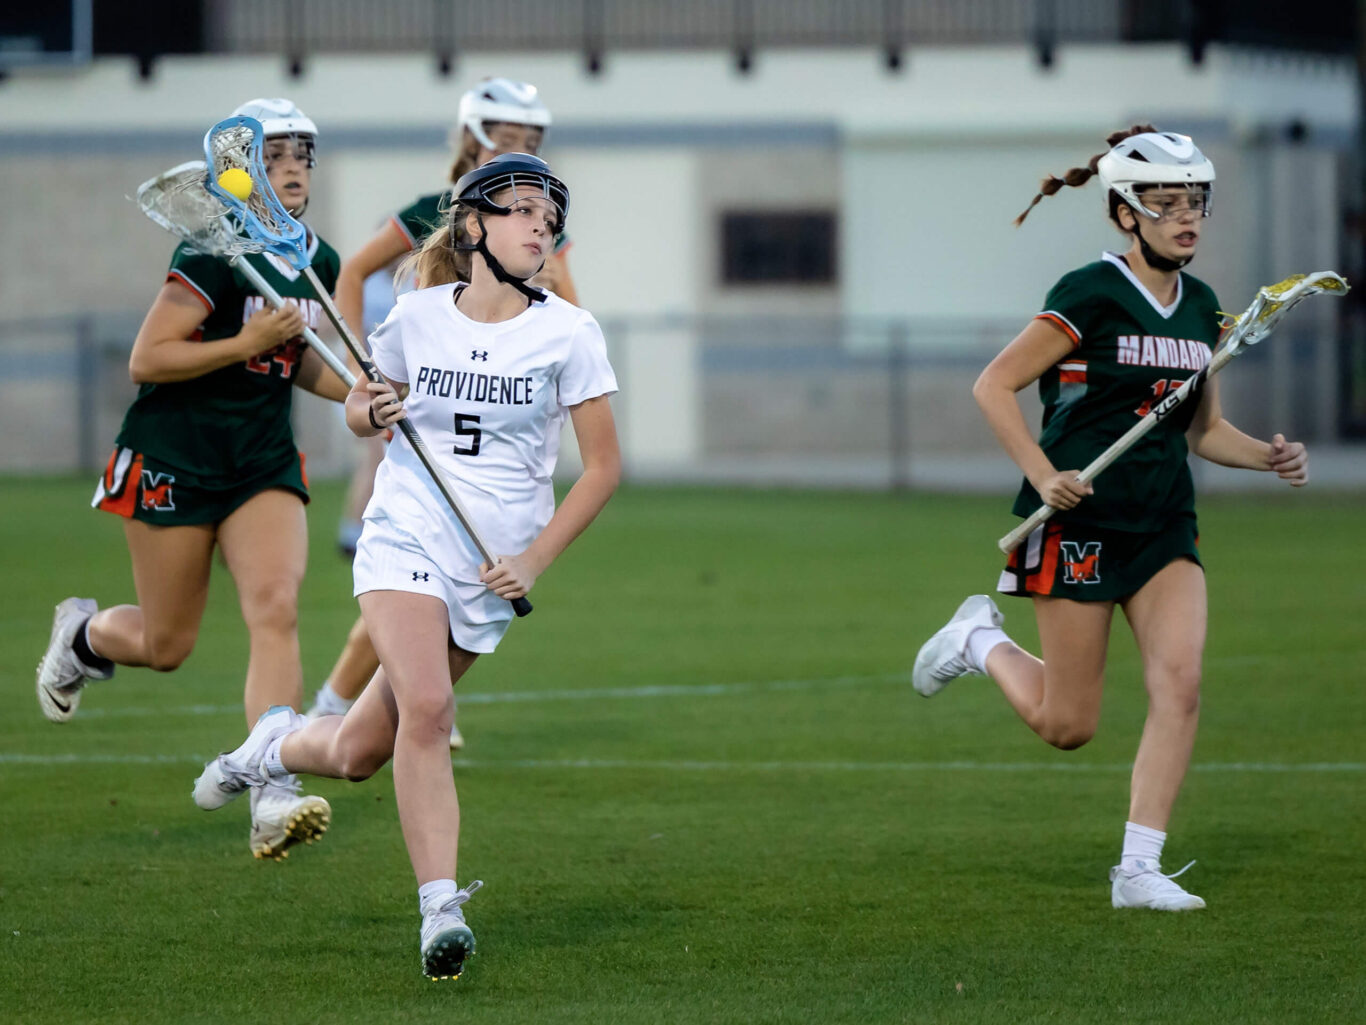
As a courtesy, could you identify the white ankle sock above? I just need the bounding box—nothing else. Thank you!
[313,680,354,716]
[419,878,458,912]
[966,626,1010,673]
[262,735,290,779]
[1121,821,1166,871]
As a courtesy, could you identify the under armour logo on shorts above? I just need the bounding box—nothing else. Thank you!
[471,350,488,361]
[412,571,429,581]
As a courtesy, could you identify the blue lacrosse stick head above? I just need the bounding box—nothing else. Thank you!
[203,115,310,271]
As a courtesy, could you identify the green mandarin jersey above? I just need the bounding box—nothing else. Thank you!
[1012,252,1224,532]
[391,191,572,254]
[114,236,340,486]
[391,193,446,250]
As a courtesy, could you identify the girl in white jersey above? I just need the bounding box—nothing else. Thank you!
[310,78,577,750]
[192,154,620,981]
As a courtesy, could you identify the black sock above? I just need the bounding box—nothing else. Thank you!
[71,616,114,674]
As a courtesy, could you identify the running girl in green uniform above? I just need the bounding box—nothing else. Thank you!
[36,98,349,861]
[314,77,577,748]
[912,127,1310,911]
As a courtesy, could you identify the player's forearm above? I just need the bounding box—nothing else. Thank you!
[129,335,255,383]
[1188,417,1273,470]
[522,464,620,576]
[295,349,351,402]
[345,387,384,437]
[973,378,1057,489]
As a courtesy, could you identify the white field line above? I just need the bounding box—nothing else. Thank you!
[35,651,1328,722]
[7,664,1359,773]
[68,672,908,719]
[0,752,1361,773]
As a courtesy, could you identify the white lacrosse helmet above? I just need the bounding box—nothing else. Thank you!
[1097,132,1215,220]
[456,78,552,151]
[231,97,318,140]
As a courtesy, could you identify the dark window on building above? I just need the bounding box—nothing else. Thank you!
[721,211,836,285]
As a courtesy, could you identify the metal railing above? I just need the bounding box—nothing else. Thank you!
[6,310,1354,488]
[201,0,1353,62]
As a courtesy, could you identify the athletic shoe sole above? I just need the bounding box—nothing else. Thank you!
[422,928,475,981]
[250,796,331,861]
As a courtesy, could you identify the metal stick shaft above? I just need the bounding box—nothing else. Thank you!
[232,258,355,386]
[997,354,1223,553]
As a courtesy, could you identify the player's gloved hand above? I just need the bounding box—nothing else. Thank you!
[1268,433,1308,486]
[240,303,305,355]
[1034,470,1093,510]
[365,381,407,428]
[479,554,539,600]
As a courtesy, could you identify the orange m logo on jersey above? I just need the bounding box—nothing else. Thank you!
[140,470,177,511]
[1060,540,1102,584]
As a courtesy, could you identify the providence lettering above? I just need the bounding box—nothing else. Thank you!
[415,365,534,405]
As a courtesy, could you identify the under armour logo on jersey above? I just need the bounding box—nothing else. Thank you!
[412,571,429,582]
[471,350,489,362]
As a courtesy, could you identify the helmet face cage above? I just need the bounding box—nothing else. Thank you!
[456,172,568,239]
[263,133,317,170]
[1128,182,1213,222]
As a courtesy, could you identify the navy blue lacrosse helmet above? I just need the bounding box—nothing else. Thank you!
[453,152,569,235]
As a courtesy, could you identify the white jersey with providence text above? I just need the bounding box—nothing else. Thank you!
[362,283,617,588]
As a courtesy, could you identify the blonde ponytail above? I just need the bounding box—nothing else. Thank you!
[396,221,470,290]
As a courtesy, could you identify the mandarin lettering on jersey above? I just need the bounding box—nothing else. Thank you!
[1116,335,1212,370]
[241,295,323,330]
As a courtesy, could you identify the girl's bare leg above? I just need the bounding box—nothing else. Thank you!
[217,488,309,725]
[1118,558,1207,831]
[984,596,1114,749]
[87,519,216,670]
[357,590,477,884]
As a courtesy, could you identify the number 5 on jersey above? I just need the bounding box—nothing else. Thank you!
[454,413,482,456]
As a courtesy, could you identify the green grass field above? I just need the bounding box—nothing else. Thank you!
[1,478,1362,1024]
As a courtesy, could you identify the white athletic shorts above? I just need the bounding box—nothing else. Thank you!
[352,514,512,654]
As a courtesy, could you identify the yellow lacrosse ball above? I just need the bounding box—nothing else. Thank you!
[216,167,253,201]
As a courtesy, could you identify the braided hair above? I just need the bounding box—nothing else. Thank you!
[1013,124,1157,227]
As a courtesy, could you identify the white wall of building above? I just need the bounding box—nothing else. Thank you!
[0,44,1355,475]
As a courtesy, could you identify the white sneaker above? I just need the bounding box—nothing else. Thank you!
[192,705,303,810]
[36,597,113,723]
[911,594,1004,697]
[248,779,331,861]
[1110,859,1206,911]
[449,721,465,751]
[420,880,483,980]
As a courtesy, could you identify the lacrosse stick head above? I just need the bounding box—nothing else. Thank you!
[1224,271,1350,357]
[136,160,270,261]
[203,115,309,270]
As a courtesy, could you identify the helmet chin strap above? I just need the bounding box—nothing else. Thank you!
[472,213,548,303]
[1132,215,1190,273]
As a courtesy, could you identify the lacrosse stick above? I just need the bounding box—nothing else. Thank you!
[999,271,1349,554]
[202,115,534,616]
[135,160,355,387]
